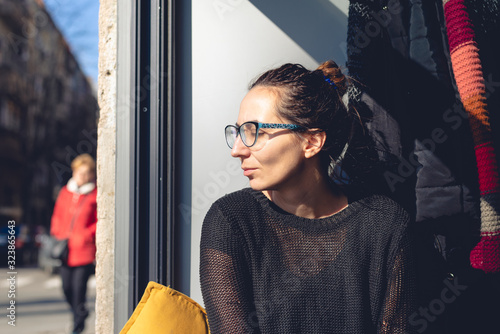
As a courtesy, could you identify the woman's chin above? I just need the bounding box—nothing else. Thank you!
[248,179,274,193]
[248,179,264,191]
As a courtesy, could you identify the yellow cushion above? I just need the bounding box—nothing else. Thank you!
[120,281,210,334]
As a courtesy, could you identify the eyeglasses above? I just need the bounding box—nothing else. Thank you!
[225,121,305,149]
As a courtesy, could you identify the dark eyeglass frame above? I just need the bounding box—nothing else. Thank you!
[224,121,305,149]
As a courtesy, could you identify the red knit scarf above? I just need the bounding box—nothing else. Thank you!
[443,0,500,273]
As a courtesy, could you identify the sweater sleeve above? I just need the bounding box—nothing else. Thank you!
[378,225,418,334]
[200,202,259,334]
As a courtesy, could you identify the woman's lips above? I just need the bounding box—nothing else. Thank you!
[243,168,256,177]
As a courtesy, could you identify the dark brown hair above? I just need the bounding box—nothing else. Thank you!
[250,60,375,193]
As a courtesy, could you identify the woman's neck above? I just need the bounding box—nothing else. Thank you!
[264,173,348,219]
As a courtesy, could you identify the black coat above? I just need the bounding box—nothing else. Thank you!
[346,1,500,333]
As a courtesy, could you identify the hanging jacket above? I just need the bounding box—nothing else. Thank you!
[346,1,500,333]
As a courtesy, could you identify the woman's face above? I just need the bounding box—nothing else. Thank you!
[73,164,95,187]
[231,87,309,192]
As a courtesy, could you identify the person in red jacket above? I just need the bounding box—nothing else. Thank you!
[51,153,97,334]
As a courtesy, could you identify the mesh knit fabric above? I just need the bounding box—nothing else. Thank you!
[200,189,417,333]
[443,0,500,273]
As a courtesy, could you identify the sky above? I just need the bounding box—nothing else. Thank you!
[43,0,100,85]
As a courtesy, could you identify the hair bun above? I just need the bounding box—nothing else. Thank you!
[317,60,348,95]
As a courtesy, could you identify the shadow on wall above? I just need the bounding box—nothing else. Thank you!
[249,0,348,65]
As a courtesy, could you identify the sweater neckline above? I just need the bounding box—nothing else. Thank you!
[245,188,359,231]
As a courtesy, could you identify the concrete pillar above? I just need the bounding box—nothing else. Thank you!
[96,0,117,333]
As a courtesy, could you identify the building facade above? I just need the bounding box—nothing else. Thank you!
[0,0,98,264]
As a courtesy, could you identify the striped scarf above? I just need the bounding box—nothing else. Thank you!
[443,0,500,273]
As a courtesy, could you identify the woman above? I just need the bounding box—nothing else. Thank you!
[51,153,97,334]
[200,61,416,333]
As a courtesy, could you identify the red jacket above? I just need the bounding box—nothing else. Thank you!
[50,183,97,267]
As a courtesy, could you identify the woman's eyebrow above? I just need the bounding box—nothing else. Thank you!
[237,120,260,126]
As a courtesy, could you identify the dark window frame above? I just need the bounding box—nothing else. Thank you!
[115,0,190,328]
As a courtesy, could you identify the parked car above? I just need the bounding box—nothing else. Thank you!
[0,222,39,267]
[0,224,13,266]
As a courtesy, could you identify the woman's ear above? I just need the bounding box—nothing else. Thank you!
[303,130,326,158]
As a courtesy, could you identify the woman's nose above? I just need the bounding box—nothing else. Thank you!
[231,135,249,158]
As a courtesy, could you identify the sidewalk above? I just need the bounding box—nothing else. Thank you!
[0,267,95,334]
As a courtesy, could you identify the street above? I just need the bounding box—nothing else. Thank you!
[0,267,95,334]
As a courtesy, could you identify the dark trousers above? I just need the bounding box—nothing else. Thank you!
[59,263,94,333]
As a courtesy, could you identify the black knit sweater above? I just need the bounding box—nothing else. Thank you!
[200,188,416,333]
